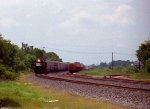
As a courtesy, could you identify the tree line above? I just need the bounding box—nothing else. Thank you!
[98,60,133,68]
[89,40,150,73]
[0,34,62,80]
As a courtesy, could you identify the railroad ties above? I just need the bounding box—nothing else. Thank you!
[32,73,150,109]
[36,73,150,92]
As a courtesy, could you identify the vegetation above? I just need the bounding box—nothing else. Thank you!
[83,40,150,80]
[0,34,62,80]
[136,40,150,72]
[145,58,150,72]
[0,74,131,109]
[81,67,150,81]
[99,60,133,68]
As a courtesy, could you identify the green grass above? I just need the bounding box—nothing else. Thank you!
[0,81,51,109]
[80,68,150,81]
[80,68,120,76]
[127,72,150,81]
[0,74,133,109]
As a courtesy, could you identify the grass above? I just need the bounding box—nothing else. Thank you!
[127,72,150,81]
[80,68,113,76]
[80,68,150,81]
[0,74,133,109]
[0,81,50,109]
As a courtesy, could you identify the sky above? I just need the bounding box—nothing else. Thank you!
[0,0,149,65]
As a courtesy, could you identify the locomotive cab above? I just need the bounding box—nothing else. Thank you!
[34,58,46,74]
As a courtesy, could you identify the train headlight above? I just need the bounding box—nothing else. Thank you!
[36,58,41,62]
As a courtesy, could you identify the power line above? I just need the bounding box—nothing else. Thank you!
[114,52,135,56]
[36,46,136,56]
[45,47,111,54]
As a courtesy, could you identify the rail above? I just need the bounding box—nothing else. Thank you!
[36,74,150,92]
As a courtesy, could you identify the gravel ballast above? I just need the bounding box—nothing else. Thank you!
[47,73,150,90]
[28,74,150,109]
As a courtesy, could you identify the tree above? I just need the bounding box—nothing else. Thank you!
[46,52,62,61]
[24,54,36,68]
[29,48,62,61]
[145,58,150,72]
[100,62,108,68]
[30,48,46,60]
[0,35,30,72]
[136,40,150,65]
[136,40,150,72]
[0,37,18,68]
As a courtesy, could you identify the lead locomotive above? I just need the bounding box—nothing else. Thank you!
[34,58,84,74]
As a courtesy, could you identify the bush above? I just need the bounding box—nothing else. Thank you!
[125,67,139,73]
[0,64,18,80]
[145,58,150,73]
[4,71,18,80]
[14,61,27,72]
[0,64,6,75]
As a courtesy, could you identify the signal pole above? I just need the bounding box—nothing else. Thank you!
[112,52,114,70]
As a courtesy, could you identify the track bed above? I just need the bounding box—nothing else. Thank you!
[28,73,150,109]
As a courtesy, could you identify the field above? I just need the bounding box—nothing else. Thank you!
[0,74,133,109]
[80,68,150,81]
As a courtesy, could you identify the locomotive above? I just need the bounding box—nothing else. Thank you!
[34,58,84,74]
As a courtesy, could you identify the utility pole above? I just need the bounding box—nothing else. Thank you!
[22,42,24,50]
[112,52,114,70]
[42,47,45,61]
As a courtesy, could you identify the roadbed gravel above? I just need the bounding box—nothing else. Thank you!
[27,74,150,109]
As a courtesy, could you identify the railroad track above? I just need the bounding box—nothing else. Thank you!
[36,74,150,92]
[62,73,150,90]
[66,73,150,84]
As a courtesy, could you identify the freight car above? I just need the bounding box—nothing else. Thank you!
[34,59,84,74]
[68,63,84,73]
[45,61,68,72]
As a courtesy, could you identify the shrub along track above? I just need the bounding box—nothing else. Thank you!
[28,73,150,109]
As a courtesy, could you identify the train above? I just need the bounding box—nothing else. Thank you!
[34,58,84,74]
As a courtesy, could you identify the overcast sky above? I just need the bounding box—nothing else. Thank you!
[0,0,149,65]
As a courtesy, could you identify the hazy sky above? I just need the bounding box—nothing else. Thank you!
[0,0,149,65]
